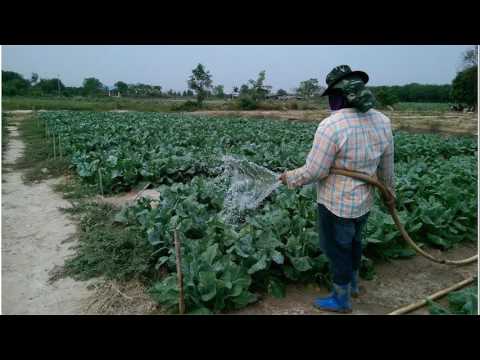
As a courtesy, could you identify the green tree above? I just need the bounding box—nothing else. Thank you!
[114,81,128,96]
[276,88,288,96]
[375,89,398,107]
[37,78,65,95]
[83,77,104,96]
[2,71,31,96]
[248,70,270,100]
[188,63,213,106]
[239,84,249,95]
[451,66,477,107]
[462,45,478,69]
[297,78,320,98]
[213,85,225,98]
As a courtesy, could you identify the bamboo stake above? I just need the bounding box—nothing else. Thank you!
[388,276,476,315]
[52,133,56,159]
[174,229,185,314]
[98,168,104,197]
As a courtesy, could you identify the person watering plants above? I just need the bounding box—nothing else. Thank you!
[278,65,395,313]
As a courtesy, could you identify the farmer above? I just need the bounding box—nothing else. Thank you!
[279,65,395,313]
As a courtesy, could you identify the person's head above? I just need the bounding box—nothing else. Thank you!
[322,65,375,113]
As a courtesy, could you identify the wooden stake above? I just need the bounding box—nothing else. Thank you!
[174,229,185,314]
[98,168,104,197]
[388,276,476,315]
[53,133,56,159]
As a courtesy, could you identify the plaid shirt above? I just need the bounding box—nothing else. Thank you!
[285,108,395,219]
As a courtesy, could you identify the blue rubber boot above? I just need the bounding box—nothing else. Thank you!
[313,283,352,313]
[351,270,360,298]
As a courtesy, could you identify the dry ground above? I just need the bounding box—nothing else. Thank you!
[192,110,478,136]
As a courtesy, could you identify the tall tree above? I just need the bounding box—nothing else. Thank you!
[276,88,288,96]
[114,81,128,96]
[2,71,31,96]
[452,66,477,107]
[37,78,65,95]
[451,46,478,108]
[297,78,320,98]
[83,77,104,96]
[188,63,213,106]
[247,70,270,100]
[462,45,478,69]
[213,85,225,98]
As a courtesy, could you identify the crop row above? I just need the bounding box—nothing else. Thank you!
[40,111,478,313]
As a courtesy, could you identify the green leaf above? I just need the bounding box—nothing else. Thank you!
[248,255,268,274]
[268,278,286,298]
[271,250,284,264]
[231,291,257,309]
[147,228,161,246]
[290,256,312,272]
[202,244,218,265]
[187,307,212,315]
[198,271,217,302]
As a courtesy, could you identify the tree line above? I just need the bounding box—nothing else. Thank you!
[2,46,477,109]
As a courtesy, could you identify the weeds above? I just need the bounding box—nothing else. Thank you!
[63,202,159,284]
[14,114,70,183]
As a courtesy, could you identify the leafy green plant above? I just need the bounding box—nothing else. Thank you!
[427,285,478,315]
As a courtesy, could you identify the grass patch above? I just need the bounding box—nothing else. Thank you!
[2,112,10,158]
[14,113,70,183]
[62,201,159,284]
[393,102,452,112]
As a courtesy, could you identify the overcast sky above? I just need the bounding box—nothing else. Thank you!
[1,45,472,92]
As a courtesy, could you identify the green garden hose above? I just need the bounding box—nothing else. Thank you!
[330,168,478,265]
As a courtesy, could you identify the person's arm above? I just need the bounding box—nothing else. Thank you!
[376,132,395,196]
[283,123,337,189]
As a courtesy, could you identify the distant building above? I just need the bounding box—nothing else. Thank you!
[107,86,120,97]
[267,93,303,101]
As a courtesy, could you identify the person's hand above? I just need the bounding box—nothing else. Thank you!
[278,172,287,185]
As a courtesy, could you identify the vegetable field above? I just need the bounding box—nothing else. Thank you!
[39,111,477,314]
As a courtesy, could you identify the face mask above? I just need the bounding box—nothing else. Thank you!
[328,94,348,111]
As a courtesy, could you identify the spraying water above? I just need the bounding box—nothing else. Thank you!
[220,155,282,224]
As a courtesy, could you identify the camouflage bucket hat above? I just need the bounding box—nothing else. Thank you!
[322,65,376,113]
[321,65,369,97]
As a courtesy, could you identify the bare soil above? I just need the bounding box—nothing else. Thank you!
[192,110,478,136]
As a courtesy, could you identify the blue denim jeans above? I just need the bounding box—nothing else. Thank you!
[317,203,369,285]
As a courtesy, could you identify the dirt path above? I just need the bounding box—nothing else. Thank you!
[1,116,97,314]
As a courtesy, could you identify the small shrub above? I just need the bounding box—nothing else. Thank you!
[172,100,200,112]
[288,101,298,110]
[238,96,258,110]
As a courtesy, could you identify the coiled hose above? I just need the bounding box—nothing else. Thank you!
[330,168,478,265]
